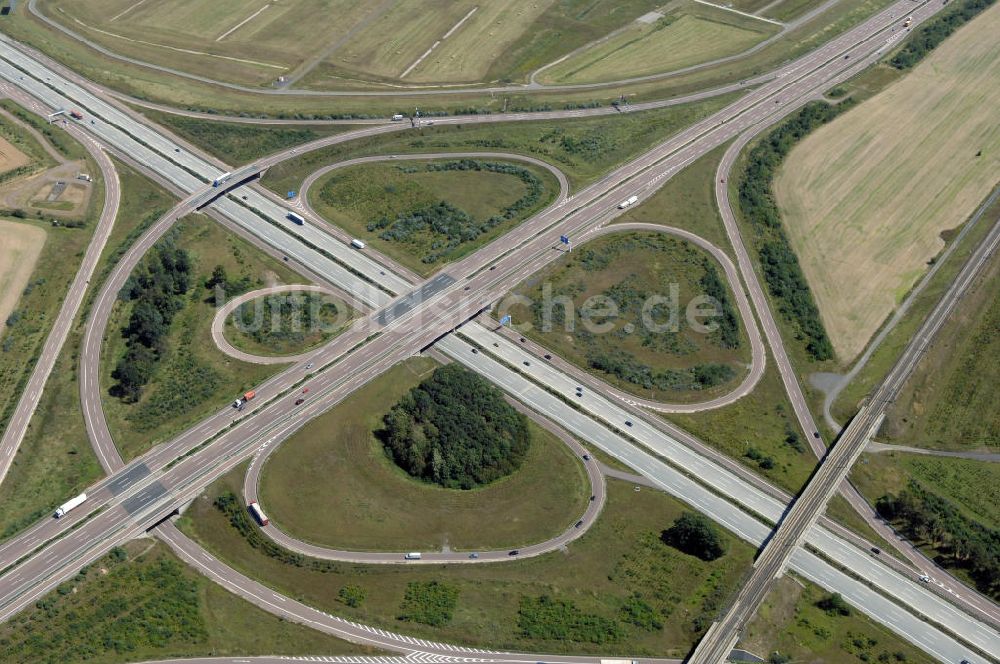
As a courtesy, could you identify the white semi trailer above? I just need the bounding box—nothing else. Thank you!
[54,493,87,518]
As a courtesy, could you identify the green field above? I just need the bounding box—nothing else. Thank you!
[501,231,748,402]
[853,453,1000,531]
[540,8,778,84]
[0,161,172,541]
[880,251,999,450]
[0,538,369,664]
[100,214,305,461]
[259,357,590,551]
[224,291,355,357]
[309,158,557,275]
[183,471,753,656]
[740,574,935,663]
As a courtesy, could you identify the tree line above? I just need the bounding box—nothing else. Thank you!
[737,101,856,361]
[380,364,531,489]
[111,237,192,402]
[890,0,995,70]
[877,481,1000,599]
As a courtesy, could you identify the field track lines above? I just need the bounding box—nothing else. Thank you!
[693,0,785,25]
[216,3,271,42]
[400,6,479,79]
[109,0,149,23]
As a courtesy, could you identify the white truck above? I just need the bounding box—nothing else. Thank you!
[391,114,405,121]
[54,493,87,518]
[404,552,421,560]
[351,238,366,249]
[212,171,232,187]
[248,501,269,526]
[617,195,638,209]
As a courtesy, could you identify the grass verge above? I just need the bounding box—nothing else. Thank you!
[181,470,753,656]
[0,538,371,663]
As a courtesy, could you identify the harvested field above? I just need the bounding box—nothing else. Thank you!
[0,136,30,175]
[774,4,1000,361]
[0,219,47,335]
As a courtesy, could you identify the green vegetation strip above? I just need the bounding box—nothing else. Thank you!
[890,0,997,69]
[737,100,856,361]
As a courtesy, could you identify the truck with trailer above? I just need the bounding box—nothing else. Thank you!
[69,109,83,120]
[248,501,269,526]
[617,195,638,209]
[287,211,305,225]
[54,493,87,518]
[232,390,256,410]
[212,171,232,187]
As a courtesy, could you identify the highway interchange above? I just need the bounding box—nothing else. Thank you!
[0,1,997,663]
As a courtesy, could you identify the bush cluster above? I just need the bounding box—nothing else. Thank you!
[517,595,624,644]
[738,101,856,361]
[111,236,192,401]
[397,581,459,626]
[380,364,531,489]
[588,350,735,392]
[661,512,727,561]
[877,482,1000,599]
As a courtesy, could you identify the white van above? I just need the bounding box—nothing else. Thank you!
[404,552,421,560]
[351,238,366,249]
[391,114,405,121]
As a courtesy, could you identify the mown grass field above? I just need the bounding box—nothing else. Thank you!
[0,160,168,541]
[100,214,304,461]
[0,220,46,337]
[0,539,369,664]
[773,3,1000,362]
[539,7,778,84]
[183,470,753,656]
[740,574,935,663]
[224,291,355,358]
[309,158,557,275]
[259,357,590,551]
[502,231,749,402]
[881,250,999,451]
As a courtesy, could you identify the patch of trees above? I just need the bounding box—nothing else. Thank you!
[203,264,256,302]
[380,364,531,489]
[397,581,459,626]
[517,595,624,644]
[876,482,1000,599]
[699,260,740,349]
[738,101,856,361]
[588,349,735,392]
[368,160,544,264]
[111,238,192,402]
[816,592,852,616]
[233,292,341,351]
[890,0,995,70]
[661,512,727,561]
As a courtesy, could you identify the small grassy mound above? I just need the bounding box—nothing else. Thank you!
[224,290,354,357]
[503,231,747,401]
[258,357,588,551]
[381,364,530,489]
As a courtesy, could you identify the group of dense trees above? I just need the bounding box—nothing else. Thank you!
[203,264,256,302]
[232,292,341,351]
[876,482,1000,599]
[699,260,740,349]
[661,512,727,561]
[368,160,544,264]
[738,101,856,361]
[588,349,735,392]
[890,0,995,69]
[380,364,531,489]
[111,238,192,402]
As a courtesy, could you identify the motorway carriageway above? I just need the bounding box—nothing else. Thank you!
[0,2,996,660]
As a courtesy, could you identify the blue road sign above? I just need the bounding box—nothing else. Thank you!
[560,235,570,245]
[287,191,297,199]
[500,315,512,326]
